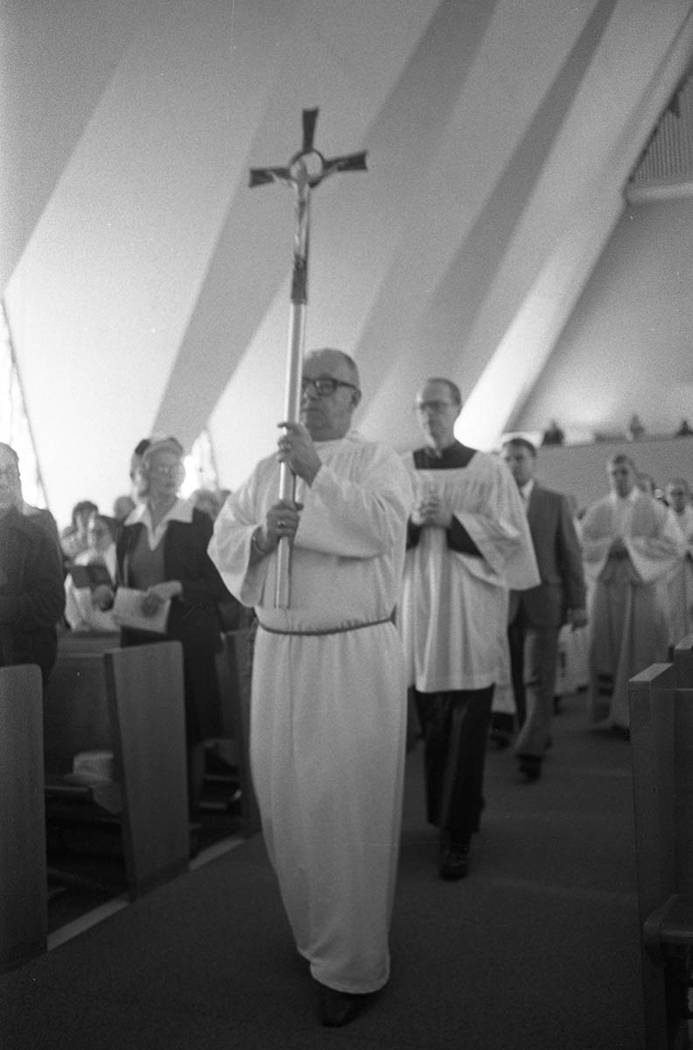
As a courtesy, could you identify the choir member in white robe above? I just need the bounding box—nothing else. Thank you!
[581,454,686,732]
[209,349,412,1029]
[399,378,539,880]
[663,478,693,648]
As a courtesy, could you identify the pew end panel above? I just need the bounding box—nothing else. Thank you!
[673,636,693,690]
[630,664,693,1049]
[630,664,677,930]
[0,664,47,972]
[104,642,190,898]
[43,653,111,777]
[44,643,191,901]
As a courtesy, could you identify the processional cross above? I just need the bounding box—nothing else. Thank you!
[249,108,367,608]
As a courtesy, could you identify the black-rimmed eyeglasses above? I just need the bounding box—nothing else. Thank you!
[301,377,360,397]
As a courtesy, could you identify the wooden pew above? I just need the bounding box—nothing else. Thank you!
[0,664,47,972]
[56,630,120,657]
[629,662,693,1049]
[44,641,190,898]
[673,635,693,689]
[218,628,261,838]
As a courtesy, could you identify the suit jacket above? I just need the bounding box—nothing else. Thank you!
[0,506,65,680]
[510,484,585,629]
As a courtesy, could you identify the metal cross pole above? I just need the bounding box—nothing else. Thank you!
[249,108,367,608]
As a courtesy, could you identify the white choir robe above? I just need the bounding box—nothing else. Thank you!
[208,432,412,995]
[581,490,686,729]
[664,505,693,648]
[399,450,539,694]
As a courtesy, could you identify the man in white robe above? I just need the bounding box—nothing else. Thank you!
[581,454,685,732]
[663,478,693,648]
[399,378,539,880]
[208,349,412,1028]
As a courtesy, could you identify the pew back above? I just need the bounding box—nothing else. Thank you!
[44,653,111,775]
[629,662,693,1049]
[104,642,189,895]
[0,664,47,972]
[45,642,190,898]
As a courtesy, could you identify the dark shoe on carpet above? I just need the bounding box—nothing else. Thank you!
[518,755,542,782]
[439,844,470,880]
[315,982,363,1027]
[488,729,511,750]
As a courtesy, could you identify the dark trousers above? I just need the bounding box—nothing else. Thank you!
[414,685,495,848]
[508,610,560,760]
[508,615,528,727]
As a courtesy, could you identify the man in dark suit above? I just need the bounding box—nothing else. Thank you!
[501,438,587,780]
[0,443,65,682]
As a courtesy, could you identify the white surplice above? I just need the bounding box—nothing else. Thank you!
[581,489,686,728]
[208,432,412,994]
[399,450,539,694]
[665,505,693,648]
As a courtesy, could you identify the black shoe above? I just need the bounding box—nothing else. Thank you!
[518,755,542,782]
[488,729,511,750]
[315,982,363,1027]
[439,844,470,880]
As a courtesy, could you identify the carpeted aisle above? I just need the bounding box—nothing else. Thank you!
[2,695,646,1050]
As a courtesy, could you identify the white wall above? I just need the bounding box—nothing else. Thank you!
[531,434,693,513]
[514,196,693,440]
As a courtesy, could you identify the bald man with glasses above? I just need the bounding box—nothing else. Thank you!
[209,348,412,1028]
[399,378,538,880]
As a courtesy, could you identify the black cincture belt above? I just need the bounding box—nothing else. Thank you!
[257,614,393,637]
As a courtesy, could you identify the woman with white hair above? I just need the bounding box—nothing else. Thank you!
[109,436,230,815]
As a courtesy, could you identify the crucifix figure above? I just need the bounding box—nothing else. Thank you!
[249,108,367,607]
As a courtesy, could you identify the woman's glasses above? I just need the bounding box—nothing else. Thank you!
[150,463,184,477]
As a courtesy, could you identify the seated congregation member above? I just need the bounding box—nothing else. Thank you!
[0,443,65,682]
[500,438,587,781]
[101,437,230,816]
[112,494,136,522]
[581,453,685,733]
[60,499,99,565]
[191,487,224,521]
[64,513,119,633]
[399,378,538,880]
[663,477,693,648]
[209,349,412,1028]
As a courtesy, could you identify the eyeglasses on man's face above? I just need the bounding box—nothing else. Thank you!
[301,376,359,397]
[415,400,457,414]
